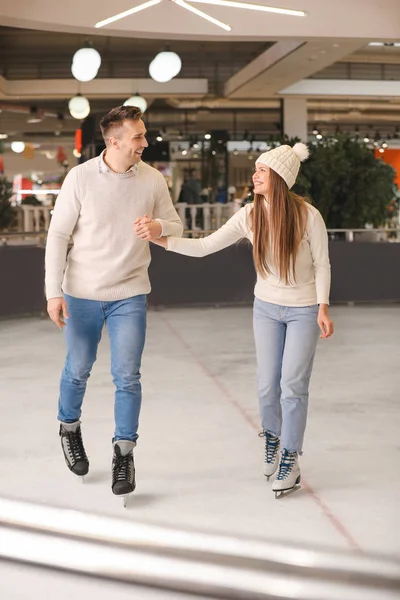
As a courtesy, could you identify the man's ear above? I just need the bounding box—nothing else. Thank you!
[108,136,119,150]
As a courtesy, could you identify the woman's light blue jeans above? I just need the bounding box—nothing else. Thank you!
[253,298,320,453]
[58,294,147,443]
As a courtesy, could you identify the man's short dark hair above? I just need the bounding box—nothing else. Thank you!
[100,105,142,140]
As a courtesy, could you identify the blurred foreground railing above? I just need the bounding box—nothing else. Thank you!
[0,497,399,599]
[1,227,400,247]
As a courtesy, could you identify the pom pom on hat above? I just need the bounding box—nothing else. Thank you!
[292,142,309,162]
[255,142,310,189]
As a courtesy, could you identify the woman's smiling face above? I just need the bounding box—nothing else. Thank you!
[252,163,269,196]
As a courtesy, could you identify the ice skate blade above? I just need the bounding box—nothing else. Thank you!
[274,477,301,499]
[274,484,301,499]
[69,470,86,483]
[112,490,133,507]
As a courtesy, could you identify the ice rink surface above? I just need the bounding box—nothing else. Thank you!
[1,305,399,598]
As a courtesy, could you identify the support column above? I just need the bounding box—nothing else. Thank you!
[282,98,307,142]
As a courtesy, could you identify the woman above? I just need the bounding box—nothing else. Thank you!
[136,143,334,498]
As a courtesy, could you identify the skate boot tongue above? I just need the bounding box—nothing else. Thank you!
[61,420,80,432]
[114,440,135,456]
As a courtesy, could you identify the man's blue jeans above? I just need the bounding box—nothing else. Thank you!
[253,298,320,453]
[58,294,147,443]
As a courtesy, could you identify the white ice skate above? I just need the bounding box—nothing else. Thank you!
[112,441,136,508]
[272,449,301,499]
[258,430,280,480]
[59,421,89,482]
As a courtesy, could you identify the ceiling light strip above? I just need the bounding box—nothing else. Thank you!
[186,0,306,17]
[95,0,162,28]
[173,0,232,30]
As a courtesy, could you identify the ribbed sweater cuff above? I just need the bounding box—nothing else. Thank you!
[45,282,63,300]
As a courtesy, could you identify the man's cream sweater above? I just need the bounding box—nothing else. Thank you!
[45,153,183,301]
[167,202,331,307]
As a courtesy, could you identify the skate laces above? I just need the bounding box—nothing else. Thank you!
[258,431,279,464]
[276,449,297,481]
[113,447,133,485]
[63,427,88,464]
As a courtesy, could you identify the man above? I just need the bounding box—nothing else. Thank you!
[45,105,183,500]
[178,169,202,204]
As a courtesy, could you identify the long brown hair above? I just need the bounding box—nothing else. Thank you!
[251,168,308,285]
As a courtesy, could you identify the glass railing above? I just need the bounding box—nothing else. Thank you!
[0,497,399,600]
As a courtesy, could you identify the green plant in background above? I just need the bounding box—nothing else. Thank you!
[292,136,397,228]
[0,175,15,231]
[21,194,42,206]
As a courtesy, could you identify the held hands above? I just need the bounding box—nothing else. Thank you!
[318,305,334,339]
[134,214,167,247]
[47,297,69,329]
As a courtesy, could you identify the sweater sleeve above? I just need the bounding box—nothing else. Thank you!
[153,176,183,238]
[308,210,331,305]
[166,206,250,257]
[45,168,82,299]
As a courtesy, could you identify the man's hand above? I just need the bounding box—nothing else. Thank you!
[134,214,162,242]
[47,297,69,329]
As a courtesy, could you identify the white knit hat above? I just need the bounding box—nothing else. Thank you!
[256,143,309,189]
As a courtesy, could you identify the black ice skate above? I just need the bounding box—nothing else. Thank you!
[272,449,301,499]
[258,430,280,480]
[112,441,136,507]
[59,421,89,480]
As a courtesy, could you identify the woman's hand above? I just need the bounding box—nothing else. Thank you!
[134,215,168,247]
[318,304,334,339]
[134,214,162,241]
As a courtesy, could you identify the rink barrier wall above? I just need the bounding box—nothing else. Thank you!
[1,241,400,318]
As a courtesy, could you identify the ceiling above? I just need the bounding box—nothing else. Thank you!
[1,0,400,40]
[0,0,399,151]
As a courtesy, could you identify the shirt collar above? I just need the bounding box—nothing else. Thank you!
[98,149,139,176]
